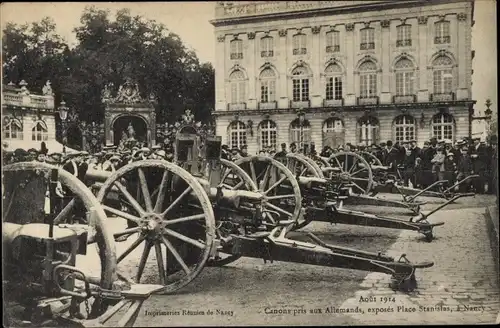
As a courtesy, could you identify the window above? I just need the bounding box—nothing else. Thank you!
[3,118,23,140]
[259,120,277,150]
[260,68,276,103]
[32,121,48,141]
[260,36,274,57]
[292,33,307,55]
[358,116,379,145]
[360,28,375,50]
[359,61,377,98]
[230,39,243,59]
[394,58,414,96]
[434,21,450,44]
[229,70,246,104]
[290,118,311,149]
[396,24,412,47]
[326,30,340,52]
[323,118,344,133]
[228,121,247,149]
[325,64,343,100]
[394,115,416,142]
[432,113,454,141]
[432,56,453,94]
[291,66,309,102]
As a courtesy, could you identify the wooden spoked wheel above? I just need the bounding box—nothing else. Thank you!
[235,156,302,228]
[359,151,383,166]
[96,160,215,294]
[328,152,374,195]
[284,153,325,179]
[2,162,115,319]
[206,159,258,267]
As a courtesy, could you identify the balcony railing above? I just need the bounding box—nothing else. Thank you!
[357,96,379,105]
[261,50,274,58]
[323,98,344,107]
[2,92,54,109]
[293,48,307,55]
[326,45,340,53]
[258,101,277,110]
[393,95,416,104]
[434,36,451,44]
[430,92,455,102]
[360,42,375,50]
[290,100,310,108]
[396,39,412,47]
[230,53,243,60]
[228,103,247,111]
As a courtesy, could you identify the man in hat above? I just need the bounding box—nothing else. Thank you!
[456,145,473,193]
[240,144,249,157]
[231,146,242,161]
[221,144,230,160]
[290,142,297,153]
[384,140,400,172]
[420,141,436,188]
[469,137,488,193]
[276,143,287,158]
[443,152,457,188]
[401,147,416,187]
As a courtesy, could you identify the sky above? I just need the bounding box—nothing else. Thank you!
[1,1,497,116]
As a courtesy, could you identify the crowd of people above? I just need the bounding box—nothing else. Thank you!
[2,133,497,196]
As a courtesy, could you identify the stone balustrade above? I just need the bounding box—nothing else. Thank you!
[2,91,54,110]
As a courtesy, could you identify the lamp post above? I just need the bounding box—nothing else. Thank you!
[58,100,69,153]
[471,99,493,141]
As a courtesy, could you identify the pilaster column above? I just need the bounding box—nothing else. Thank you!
[456,13,468,99]
[215,34,226,111]
[344,23,355,105]
[246,32,257,109]
[417,16,429,102]
[311,26,322,107]
[380,20,391,104]
[278,29,288,109]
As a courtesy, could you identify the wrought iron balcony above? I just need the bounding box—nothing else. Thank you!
[430,93,455,102]
[357,96,379,105]
[326,45,340,53]
[360,42,375,50]
[230,53,243,60]
[290,100,310,109]
[396,39,412,47]
[258,101,277,110]
[228,103,247,111]
[261,50,274,58]
[393,95,416,104]
[293,48,307,55]
[434,36,451,44]
[323,98,344,107]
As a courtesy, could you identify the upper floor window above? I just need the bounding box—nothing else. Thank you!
[359,61,377,98]
[394,58,415,96]
[3,118,23,140]
[293,33,307,55]
[434,21,450,44]
[291,66,309,102]
[325,63,343,100]
[259,68,276,103]
[326,30,340,53]
[396,24,412,47]
[432,55,453,94]
[260,36,274,58]
[32,121,48,141]
[360,28,375,50]
[230,39,243,59]
[229,70,246,104]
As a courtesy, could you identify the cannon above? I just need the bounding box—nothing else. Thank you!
[2,162,164,327]
[268,151,474,241]
[2,116,437,328]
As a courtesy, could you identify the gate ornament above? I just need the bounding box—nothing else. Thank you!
[103,79,148,105]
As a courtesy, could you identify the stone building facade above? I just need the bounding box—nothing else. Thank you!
[210,0,476,154]
[1,81,62,152]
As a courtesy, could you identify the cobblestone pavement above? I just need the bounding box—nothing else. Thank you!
[339,195,500,325]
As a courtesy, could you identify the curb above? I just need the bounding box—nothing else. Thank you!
[484,205,499,282]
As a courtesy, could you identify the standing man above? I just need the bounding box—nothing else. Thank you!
[384,140,400,173]
[469,137,488,194]
[290,142,298,153]
[240,145,249,157]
